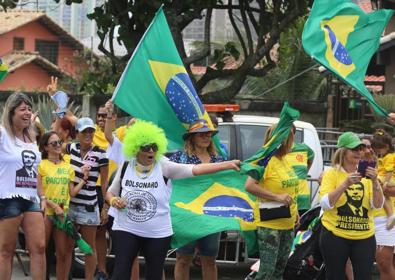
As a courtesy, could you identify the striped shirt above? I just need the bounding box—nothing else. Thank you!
[66,143,108,206]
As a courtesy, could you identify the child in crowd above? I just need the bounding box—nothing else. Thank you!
[371,129,395,229]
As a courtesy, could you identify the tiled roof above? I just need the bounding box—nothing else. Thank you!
[365,75,385,83]
[0,10,84,51]
[365,75,385,92]
[2,51,65,77]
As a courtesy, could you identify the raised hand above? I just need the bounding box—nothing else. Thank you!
[47,76,58,96]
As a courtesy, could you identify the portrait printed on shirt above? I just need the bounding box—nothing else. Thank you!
[336,182,369,231]
[15,150,37,189]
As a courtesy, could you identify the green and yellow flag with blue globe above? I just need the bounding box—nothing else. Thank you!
[0,58,8,82]
[112,6,215,151]
[302,0,394,117]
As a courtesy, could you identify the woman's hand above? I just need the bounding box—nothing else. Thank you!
[365,166,378,181]
[100,208,109,225]
[54,205,64,216]
[110,197,127,209]
[40,199,47,215]
[81,165,90,181]
[226,160,241,171]
[47,76,58,96]
[276,193,293,207]
[345,172,362,186]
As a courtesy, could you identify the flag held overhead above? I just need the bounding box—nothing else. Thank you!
[302,0,394,117]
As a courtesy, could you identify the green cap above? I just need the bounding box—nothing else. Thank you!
[337,132,363,149]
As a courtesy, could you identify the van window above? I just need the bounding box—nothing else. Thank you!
[217,125,231,154]
[238,125,303,160]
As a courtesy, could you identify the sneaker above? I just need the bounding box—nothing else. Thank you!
[95,270,109,280]
[386,215,395,230]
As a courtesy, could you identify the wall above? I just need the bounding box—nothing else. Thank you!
[0,20,78,75]
[0,63,50,92]
[385,49,395,94]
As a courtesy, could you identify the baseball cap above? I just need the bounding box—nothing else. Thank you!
[76,117,96,132]
[337,132,363,149]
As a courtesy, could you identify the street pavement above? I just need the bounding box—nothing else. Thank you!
[12,255,253,279]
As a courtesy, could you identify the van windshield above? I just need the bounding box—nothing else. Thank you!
[217,124,303,160]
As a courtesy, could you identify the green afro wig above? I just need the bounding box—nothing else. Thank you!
[123,120,168,160]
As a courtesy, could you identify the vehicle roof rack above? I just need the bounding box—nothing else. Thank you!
[204,104,240,122]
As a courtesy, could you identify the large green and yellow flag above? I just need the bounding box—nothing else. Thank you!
[241,102,300,180]
[171,170,256,250]
[112,6,220,152]
[302,0,394,117]
[0,58,8,82]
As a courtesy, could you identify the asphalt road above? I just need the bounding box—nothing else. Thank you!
[11,255,253,279]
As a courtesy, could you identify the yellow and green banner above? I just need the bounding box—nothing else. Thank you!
[0,58,8,82]
[302,0,394,117]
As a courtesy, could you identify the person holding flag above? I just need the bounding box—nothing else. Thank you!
[170,119,225,280]
[106,120,240,280]
[244,123,299,279]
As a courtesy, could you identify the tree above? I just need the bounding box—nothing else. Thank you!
[2,0,310,103]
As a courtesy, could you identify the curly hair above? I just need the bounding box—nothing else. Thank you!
[123,120,168,160]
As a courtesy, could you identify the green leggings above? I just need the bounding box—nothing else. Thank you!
[255,227,294,280]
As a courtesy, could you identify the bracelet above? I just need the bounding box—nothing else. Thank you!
[40,195,46,200]
[110,197,118,206]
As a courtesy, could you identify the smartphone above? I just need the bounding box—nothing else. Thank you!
[357,160,376,178]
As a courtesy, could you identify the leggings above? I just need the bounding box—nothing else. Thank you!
[111,230,172,280]
[319,227,376,280]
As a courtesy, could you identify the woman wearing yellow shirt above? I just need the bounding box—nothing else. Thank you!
[38,131,88,280]
[245,125,298,279]
[319,132,383,280]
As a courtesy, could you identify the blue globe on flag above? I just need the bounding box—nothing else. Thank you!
[165,73,205,124]
[202,195,254,222]
[324,25,353,65]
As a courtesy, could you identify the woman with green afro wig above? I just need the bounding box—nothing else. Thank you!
[122,120,168,160]
[106,119,241,280]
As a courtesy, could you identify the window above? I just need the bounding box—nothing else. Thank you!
[35,40,59,65]
[13,37,24,50]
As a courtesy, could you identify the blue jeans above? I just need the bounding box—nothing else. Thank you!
[0,197,41,219]
[177,232,221,257]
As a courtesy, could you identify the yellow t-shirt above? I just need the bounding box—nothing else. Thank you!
[255,156,299,230]
[38,159,75,216]
[320,167,375,240]
[93,125,126,186]
[377,153,395,180]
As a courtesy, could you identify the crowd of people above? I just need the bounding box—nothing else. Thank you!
[1,80,395,280]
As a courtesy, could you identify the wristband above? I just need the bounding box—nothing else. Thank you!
[40,195,46,200]
[110,197,118,206]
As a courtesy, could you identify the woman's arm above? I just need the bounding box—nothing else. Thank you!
[245,177,293,206]
[37,175,46,212]
[192,160,240,176]
[366,167,384,208]
[69,166,88,197]
[99,165,109,198]
[104,100,115,145]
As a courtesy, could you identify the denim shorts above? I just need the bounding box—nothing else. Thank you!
[68,204,100,226]
[177,232,221,257]
[0,197,41,219]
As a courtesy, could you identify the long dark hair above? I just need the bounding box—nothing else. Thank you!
[39,131,63,161]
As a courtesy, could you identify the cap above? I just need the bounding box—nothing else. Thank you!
[76,117,96,132]
[182,119,217,140]
[337,132,363,149]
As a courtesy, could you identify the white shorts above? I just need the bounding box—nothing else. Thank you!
[374,216,395,247]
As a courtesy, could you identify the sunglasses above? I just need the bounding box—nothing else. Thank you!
[97,113,107,118]
[48,140,63,147]
[140,143,158,152]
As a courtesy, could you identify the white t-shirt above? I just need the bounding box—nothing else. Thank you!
[0,127,41,203]
[109,157,193,238]
[106,135,124,165]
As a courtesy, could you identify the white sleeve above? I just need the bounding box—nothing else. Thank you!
[108,166,122,196]
[320,194,335,211]
[106,136,125,165]
[160,157,194,179]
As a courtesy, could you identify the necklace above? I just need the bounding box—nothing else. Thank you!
[48,157,60,164]
[133,160,154,179]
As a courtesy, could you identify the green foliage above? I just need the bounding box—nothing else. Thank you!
[240,17,326,101]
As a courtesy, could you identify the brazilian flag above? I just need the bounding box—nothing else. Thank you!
[112,6,220,152]
[302,0,394,117]
[241,102,300,181]
[171,170,258,253]
[0,58,8,82]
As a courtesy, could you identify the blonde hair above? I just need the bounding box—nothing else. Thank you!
[183,134,217,157]
[331,147,348,169]
[2,93,34,141]
[264,124,294,158]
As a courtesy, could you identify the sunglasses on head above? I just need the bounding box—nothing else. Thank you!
[48,140,63,147]
[140,143,158,152]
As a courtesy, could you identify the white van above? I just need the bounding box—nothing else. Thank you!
[217,114,323,204]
